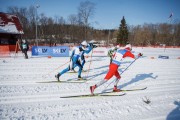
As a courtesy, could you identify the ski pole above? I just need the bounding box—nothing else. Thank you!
[104,56,140,89]
[121,57,139,75]
[14,40,18,58]
[43,61,70,77]
[86,49,93,78]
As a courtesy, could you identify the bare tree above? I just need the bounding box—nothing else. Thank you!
[68,14,78,25]
[174,23,180,46]
[6,5,180,46]
[7,7,29,36]
[78,0,95,40]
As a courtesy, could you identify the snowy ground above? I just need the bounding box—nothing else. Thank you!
[0,47,180,120]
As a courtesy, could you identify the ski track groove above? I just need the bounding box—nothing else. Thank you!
[1,48,180,120]
[0,84,179,104]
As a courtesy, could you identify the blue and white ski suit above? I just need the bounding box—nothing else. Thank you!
[59,45,93,77]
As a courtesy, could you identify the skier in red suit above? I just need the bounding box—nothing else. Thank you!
[90,43,143,95]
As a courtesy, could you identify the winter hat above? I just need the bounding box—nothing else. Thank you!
[22,39,26,43]
[116,44,121,48]
[124,44,132,51]
[81,41,88,46]
[81,41,88,50]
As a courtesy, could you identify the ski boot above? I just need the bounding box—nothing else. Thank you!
[113,85,121,92]
[55,73,61,81]
[78,75,83,80]
[90,85,97,95]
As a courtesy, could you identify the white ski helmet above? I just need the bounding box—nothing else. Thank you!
[81,41,88,50]
[81,41,88,46]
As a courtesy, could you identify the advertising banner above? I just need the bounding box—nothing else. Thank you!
[32,46,69,57]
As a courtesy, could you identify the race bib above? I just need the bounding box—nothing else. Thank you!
[22,44,27,49]
[113,52,123,61]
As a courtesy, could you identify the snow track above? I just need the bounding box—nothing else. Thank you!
[0,48,180,120]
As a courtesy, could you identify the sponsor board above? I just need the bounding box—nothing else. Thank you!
[32,46,69,57]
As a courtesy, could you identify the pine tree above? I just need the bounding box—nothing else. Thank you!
[117,16,129,45]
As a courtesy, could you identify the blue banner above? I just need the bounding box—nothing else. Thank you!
[32,46,69,57]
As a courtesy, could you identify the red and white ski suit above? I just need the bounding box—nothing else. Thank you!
[104,49,135,80]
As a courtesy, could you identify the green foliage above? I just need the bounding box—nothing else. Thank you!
[117,16,129,45]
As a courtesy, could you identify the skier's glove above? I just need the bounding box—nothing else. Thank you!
[138,53,143,57]
[93,45,97,48]
[88,43,93,47]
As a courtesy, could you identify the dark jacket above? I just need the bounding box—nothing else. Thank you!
[20,41,29,51]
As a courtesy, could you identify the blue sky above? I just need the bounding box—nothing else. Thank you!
[1,0,180,29]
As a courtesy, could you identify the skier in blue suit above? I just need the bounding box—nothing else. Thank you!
[55,41,97,81]
[74,42,96,71]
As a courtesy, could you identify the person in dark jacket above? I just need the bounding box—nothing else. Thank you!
[20,39,29,59]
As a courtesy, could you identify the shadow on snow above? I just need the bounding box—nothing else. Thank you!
[103,73,158,92]
[119,73,158,88]
[166,101,180,120]
[87,61,133,80]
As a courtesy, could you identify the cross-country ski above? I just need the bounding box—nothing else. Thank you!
[60,93,126,98]
[1,46,180,120]
[37,80,86,83]
[61,87,147,98]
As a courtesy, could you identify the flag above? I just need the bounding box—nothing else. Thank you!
[168,13,173,19]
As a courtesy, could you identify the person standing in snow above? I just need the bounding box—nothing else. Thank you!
[20,39,29,59]
[90,43,143,94]
[55,41,97,81]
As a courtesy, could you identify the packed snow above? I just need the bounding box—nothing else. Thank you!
[0,47,180,120]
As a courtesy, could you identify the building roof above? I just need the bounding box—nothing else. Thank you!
[0,12,24,34]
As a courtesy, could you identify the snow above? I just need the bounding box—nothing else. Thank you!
[0,47,180,120]
[0,22,22,34]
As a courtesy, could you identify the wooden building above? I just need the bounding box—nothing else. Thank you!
[0,12,23,56]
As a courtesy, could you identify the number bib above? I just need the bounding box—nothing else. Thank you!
[22,44,27,49]
[113,52,123,61]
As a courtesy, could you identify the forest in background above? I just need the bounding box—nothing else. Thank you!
[5,2,180,46]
